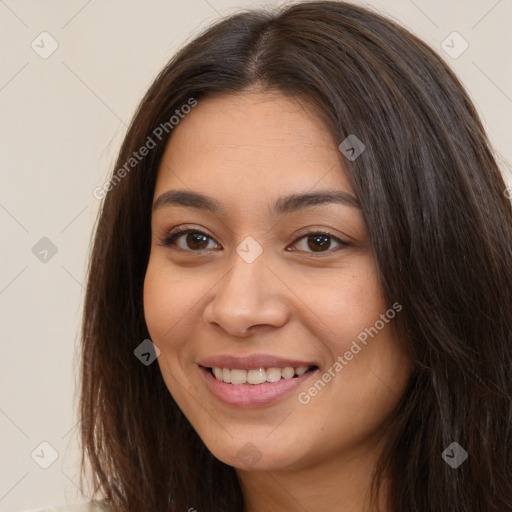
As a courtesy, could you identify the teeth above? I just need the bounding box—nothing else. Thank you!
[230,369,247,385]
[247,368,267,385]
[295,366,308,376]
[222,368,231,384]
[265,367,282,382]
[281,367,295,379]
[211,365,313,385]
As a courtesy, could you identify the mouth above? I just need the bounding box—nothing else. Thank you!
[206,365,318,385]
[198,363,319,407]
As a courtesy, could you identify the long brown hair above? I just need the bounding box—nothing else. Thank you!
[80,2,512,510]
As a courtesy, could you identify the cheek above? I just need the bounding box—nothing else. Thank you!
[299,260,409,420]
[142,258,204,396]
[143,260,200,403]
[143,257,203,341]
[300,258,386,346]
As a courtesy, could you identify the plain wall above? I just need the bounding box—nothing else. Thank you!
[1,0,511,510]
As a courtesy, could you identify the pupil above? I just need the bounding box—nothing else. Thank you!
[308,234,330,252]
[187,233,208,250]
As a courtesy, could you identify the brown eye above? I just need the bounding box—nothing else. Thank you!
[307,234,331,252]
[293,232,347,254]
[183,232,210,250]
[161,229,220,251]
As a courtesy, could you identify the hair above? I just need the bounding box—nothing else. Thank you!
[79,1,512,511]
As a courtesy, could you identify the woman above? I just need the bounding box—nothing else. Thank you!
[80,1,512,511]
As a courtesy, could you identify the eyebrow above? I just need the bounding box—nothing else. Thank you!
[152,189,360,215]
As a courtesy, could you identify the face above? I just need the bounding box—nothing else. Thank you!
[143,91,411,472]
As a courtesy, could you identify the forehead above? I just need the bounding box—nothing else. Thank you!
[154,91,353,202]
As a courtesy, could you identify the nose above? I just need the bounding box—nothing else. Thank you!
[203,248,290,337]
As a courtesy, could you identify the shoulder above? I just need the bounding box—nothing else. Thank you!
[30,503,108,512]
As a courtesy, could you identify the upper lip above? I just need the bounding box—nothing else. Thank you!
[197,354,318,370]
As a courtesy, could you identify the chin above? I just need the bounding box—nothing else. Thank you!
[199,430,309,472]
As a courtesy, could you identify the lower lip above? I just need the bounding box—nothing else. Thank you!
[199,366,318,407]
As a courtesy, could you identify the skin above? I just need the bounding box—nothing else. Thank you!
[143,90,412,512]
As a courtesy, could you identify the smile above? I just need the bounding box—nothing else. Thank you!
[198,363,319,407]
[210,365,315,385]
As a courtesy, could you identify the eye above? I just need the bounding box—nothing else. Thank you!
[158,227,349,255]
[290,231,348,254]
[159,227,220,252]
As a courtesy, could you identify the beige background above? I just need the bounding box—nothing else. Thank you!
[1,0,511,510]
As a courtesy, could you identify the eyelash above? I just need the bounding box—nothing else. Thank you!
[158,226,349,255]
